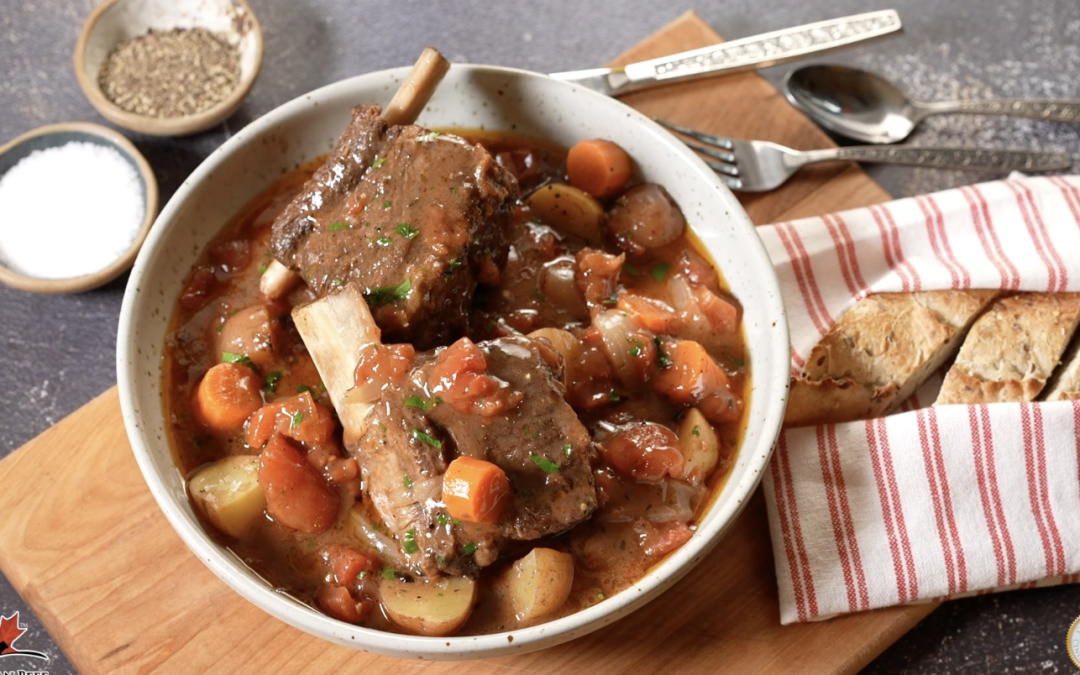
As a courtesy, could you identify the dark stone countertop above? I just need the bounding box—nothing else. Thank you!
[1,1,1078,673]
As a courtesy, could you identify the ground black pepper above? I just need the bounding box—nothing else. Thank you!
[98,27,241,118]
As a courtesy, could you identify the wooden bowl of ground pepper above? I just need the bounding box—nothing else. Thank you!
[74,0,263,137]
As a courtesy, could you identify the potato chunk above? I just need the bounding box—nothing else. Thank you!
[189,455,266,538]
[526,183,604,246]
[676,408,720,485]
[502,548,574,621]
[379,576,477,636]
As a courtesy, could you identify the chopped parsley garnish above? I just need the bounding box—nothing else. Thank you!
[258,264,268,275]
[264,370,282,393]
[731,357,745,368]
[215,324,224,333]
[381,566,395,580]
[654,336,672,369]
[291,411,303,427]
[371,156,386,169]
[382,199,392,208]
[357,570,369,579]
[403,529,419,554]
[447,258,463,272]
[608,390,623,403]
[365,278,412,306]
[296,385,311,393]
[328,222,349,231]
[562,443,573,457]
[417,131,442,142]
[404,395,441,410]
[437,513,449,525]
[597,593,606,600]
[601,294,618,307]
[375,236,393,246]
[412,429,442,448]
[403,474,414,489]
[624,263,640,277]
[395,223,419,239]
[460,542,477,556]
[222,351,258,373]
[651,263,670,281]
[530,454,560,473]
[692,425,701,437]
[191,435,203,448]
[629,338,642,357]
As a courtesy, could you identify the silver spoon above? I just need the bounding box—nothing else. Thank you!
[784,64,1080,144]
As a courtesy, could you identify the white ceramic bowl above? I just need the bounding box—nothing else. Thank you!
[117,64,789,660]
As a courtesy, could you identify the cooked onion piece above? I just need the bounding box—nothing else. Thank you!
[607,183,686,254]
[676,408,720,486]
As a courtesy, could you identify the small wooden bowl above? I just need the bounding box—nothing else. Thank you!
[74,0,263,137]
[0,122,159,293]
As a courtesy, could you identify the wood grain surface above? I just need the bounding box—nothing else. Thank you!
[0,12,934,675]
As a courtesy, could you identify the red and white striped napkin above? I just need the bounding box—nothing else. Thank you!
[757,175,1080,623]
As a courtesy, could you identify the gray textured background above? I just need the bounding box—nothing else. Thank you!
[2,0,1079,673]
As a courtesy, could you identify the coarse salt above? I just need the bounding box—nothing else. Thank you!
[0,141,145,280]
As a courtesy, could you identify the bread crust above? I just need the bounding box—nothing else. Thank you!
[936,292,1080,406]
[785,290,998,427]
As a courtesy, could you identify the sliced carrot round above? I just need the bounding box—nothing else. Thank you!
[442,456,510,524]
[192,362,263,433]
[566,139,633,199]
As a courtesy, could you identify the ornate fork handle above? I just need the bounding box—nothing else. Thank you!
[934,99,1080,123]
[810,146,1072,173]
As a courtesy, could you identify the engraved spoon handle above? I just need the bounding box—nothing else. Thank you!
[802,146,1072,173]
[921,99,1080,123]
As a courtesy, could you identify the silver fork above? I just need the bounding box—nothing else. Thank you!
[655,119,1073,192]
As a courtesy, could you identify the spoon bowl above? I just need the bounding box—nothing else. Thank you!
[786,64,1080,144]
[784,65,921,144]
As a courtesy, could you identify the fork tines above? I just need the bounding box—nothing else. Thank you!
[655,118,743,189]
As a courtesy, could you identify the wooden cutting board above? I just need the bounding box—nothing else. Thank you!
[0,12,935,675]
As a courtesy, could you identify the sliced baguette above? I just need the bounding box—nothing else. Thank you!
[936,292,1080,405]
[784,290,999,427]
[1043,332,1080,401]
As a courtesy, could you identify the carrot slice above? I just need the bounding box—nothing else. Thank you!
[192,362,264,433]
[258,434,338,533]
[567,139,633,199]
[317,584,367,624]
[442,456,510,524]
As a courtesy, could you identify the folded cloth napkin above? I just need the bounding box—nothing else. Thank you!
[758,175,1080,623]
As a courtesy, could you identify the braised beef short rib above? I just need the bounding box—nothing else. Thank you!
[353,336,597,578]
[271,105,517,349]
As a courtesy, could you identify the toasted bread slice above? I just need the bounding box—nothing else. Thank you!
[785,290,998,427]
[936,293,1080,405]
[1044,333,1080,401]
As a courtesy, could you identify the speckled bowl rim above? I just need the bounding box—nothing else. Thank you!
[73,0,263,137]
[0,121,158,293]
[117,63,790,660]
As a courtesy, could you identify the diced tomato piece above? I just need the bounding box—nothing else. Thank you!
[179,266,217,311]
[603,423,684,483]
[208,239,251,272]
[353,343,416,390]
[617,293,678,334]
[566,343,617,412]
[245,391,337,448]
[692,286,739,336]
[317,584,368,624]
[428,338,521,417]
[653,338,742,424]
[634,519,694,557]
[575,248,624,314]
[322,544,375,586]
[258,434,338,533]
